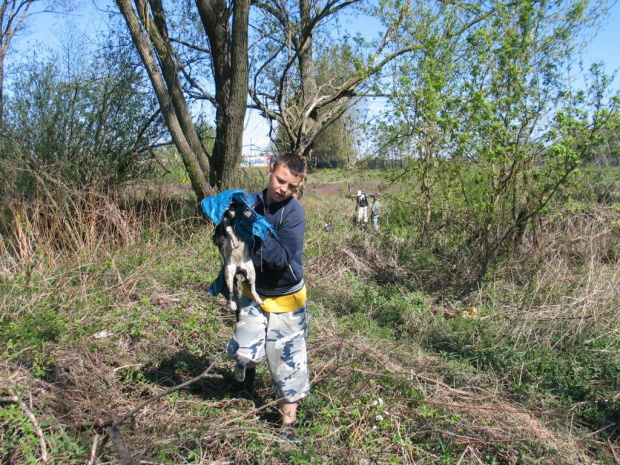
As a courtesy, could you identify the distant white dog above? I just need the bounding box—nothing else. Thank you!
[212,202,262,311]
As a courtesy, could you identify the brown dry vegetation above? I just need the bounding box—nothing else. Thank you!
[1,187,619,464]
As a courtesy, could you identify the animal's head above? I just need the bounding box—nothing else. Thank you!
[224,201,237,220]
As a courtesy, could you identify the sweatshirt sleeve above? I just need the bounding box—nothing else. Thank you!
[252,202,305,270]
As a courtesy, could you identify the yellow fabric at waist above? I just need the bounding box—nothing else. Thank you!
[242,283,307,313]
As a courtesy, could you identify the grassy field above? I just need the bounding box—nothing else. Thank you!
[1,175,619,464]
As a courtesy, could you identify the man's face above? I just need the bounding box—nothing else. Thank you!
[266,163,303,205]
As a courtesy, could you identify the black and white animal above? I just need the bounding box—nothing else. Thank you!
[212,202,262,311]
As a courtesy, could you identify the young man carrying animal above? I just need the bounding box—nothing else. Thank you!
[225,152,308,439]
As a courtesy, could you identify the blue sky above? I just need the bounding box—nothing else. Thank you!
[582,2,620,71]
[15,2,620,78]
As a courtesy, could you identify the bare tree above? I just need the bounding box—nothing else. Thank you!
[115,0,250,197]
[249,0,420,157]
[113,0,508,196]
[116,0,213,198]
[195,0,250,188]
[0,0,40,125]
[248,0,518,159]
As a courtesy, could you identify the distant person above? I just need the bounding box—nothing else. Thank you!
[226,152,309,440]
[356,190,369,225]
[371,196,381,231]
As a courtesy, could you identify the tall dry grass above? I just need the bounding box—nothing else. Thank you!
[0,186,198,271]
[474,205,620,349]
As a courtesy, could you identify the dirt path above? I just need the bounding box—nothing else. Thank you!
[304,180,393,197]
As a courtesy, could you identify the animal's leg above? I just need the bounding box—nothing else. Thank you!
[239,262,262,305]
[224,262,238,311]
[225,226,239,249]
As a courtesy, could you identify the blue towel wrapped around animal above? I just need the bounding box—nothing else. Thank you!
[200,189,278,299]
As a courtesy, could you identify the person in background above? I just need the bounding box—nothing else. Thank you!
[371,196,381,231]
[226,152,309,440]
[356,190,369,225]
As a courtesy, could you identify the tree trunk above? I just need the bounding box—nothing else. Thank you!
[147,0,212,181]
[295,0,318,158]
[116,0,213,199]
[419,129,435,247]
[196,0,250,189]
[0,56,4,126]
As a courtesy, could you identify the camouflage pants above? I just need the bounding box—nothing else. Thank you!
[227,296,310,403]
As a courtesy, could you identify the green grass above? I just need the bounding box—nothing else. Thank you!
[1,179,619,464]
[306,166,390,183]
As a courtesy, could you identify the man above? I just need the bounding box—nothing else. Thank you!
[371,196,381,231]
[226,152,308,438]
[356,190,369,224]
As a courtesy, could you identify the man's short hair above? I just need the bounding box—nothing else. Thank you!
[273,152,307,178]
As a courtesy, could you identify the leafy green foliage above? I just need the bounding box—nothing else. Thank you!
[0,403,42,465]
[1,42,166,200]
[373,0,619,291]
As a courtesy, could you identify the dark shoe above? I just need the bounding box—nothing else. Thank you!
[244,366,256,386]
[232,366,255,391]
[234,363,246,382]
[277,425,298,442]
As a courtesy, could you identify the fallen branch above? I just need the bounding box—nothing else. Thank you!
[397,396,531,415]
[101,354,224,463]
[104,425,131,465]
[108,356,223,430]
[86,434,99,465]
[349,341,475,398]
[342,247,374,270]
[609,438,619,465]
[9,389,49,463]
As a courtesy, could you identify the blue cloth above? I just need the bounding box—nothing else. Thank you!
[200,189,278,244]
[200,189,279,298]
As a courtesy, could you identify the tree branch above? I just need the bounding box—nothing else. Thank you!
[9,389,49,464]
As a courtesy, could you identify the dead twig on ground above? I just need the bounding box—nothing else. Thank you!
[608,438,619,465]
[9,389,49,464]
[86,434,99,465]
